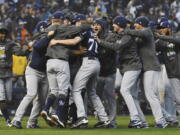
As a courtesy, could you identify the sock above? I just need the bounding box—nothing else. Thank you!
[1,108,10,121]
[44,95,56,112]
[62,89,70,124]
[56,97,65,122]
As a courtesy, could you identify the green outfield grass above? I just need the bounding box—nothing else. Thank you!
[0,116,179,135]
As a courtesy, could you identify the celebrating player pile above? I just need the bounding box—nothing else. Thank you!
[0,0,180,130]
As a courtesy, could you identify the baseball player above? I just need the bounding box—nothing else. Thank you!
[148,20,172,124]
[41,12,91,128]
[123,16,168,128]
[0,23,28,127]
[95,19,117,128]
[67,14,88,125]
[126,17,149,128]
[155,20,180,126]
[49,18,110,128]
[40,11,67,128]
[94,16,144,128]
[11,21,53,129]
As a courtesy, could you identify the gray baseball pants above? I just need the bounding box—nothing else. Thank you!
[96,73,116,124]
[73,57,109,122]
[120,70,141,121]
[169,78,180,115]
[46,59,70,97]
[158,65,177,122]
[12,66,48,124]
[143,71,165,123]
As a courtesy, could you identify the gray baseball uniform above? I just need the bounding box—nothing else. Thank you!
[12,35,50,127]
[99,33,144,124]
[125,28,166,124]
[72,30,109,122]
[155,34,180,115]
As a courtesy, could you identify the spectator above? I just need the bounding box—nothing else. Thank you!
[87,0,96,17]
[16,19,31,42]
[24,6,39,34]
[62,0,73,11]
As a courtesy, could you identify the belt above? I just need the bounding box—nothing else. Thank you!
[88,57,97,60]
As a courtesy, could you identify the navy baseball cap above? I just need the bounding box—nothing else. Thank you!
[113,16,127,28]
[159,21,170,29]
[52,11,64,20]
[93,19,105,27]
[158,17,168,24]
[135,16,149,27]
[35,21,49,33]
[74,14,86,22]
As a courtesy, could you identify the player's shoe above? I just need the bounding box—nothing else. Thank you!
[51,115,65,128]
[167,120,179,127]
[141,122,149,129]
[155,121,168,128]
[40,110,56,127]
[106,123,117,128]
[26,124,40,129]
[128,120,142,128]
[11,120,22,129]
[94,120,110,128]
[6,119,12,127]
[71,117,88,129]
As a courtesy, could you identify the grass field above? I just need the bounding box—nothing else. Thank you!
[0,116,179,135]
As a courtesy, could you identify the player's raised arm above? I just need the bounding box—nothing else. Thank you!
[155,34,180,45]
[95,34,132,51]
[123,16,151,39]
[93,16,132,51]
[49,36,82,46]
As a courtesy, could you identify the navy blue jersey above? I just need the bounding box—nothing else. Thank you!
[80,30,98,57]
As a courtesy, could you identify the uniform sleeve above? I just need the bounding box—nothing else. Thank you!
[155,39,167,51]
[33,36,50,51]
[79,31,87,41]
[155,34,180,45]
[124,29,150,39]
[99,35,132,51]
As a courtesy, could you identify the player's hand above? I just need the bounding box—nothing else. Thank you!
[92,33,101,43]
[154,32,160,37]
[48,31,55,38]
[49,39,57,46]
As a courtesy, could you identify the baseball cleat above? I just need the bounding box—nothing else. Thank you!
[106,122,117,128]
[128,120,142,128]
[40,110,56,127]
[6,119,13,127]
[11,120,22,129]
[26,124,40,129]
[71,117,88,129]
[141,122,149,129]
[156,121,168,128]
[94,120,110,128]
[167,120,179,127]
[51,115,65,128]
